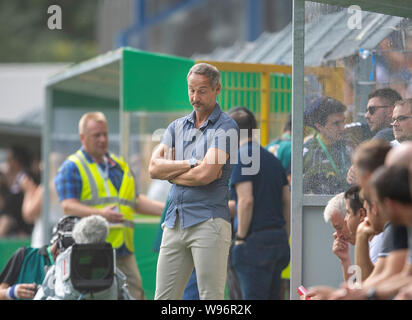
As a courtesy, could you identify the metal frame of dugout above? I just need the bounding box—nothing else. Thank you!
[291,0,412,300]
[41,47,342,299]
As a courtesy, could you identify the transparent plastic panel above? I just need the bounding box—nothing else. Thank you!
[302,1,412,195]
[127,111,187,198]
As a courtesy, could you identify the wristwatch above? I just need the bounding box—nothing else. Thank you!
[235,234,246,241]
[366,287,378,300]
[189,157,197,168]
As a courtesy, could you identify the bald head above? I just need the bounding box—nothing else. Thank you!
[385,141,412,167]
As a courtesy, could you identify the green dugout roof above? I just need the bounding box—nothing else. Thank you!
[46,47,195,112]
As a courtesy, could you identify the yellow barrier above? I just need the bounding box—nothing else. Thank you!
[196,60,343,146]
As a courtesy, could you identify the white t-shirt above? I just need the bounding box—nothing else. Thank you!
[407,227,412,264]
[369,232,384,264]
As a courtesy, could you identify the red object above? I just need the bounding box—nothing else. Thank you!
[297,285,310,300]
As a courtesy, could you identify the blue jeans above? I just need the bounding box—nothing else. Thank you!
[232,228,290,300]
[182,269,200,300]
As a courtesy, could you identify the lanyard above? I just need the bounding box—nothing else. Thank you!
[316,135,346,179]
[96,156,111,195]
[47,246,55,265]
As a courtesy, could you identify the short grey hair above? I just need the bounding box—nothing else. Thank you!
[323,192,346,223]
[72,215,109,244]
[187,63,220,89]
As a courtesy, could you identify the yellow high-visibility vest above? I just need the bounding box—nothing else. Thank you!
[68,149,137,252]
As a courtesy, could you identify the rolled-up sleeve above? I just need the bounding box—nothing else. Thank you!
[161,121,176,148]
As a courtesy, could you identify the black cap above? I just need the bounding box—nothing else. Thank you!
[50,215,81,250]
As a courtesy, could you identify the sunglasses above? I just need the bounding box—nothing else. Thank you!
[366,105,391,115]
[391,115,412,125]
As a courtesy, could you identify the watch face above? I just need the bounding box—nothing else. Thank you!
[367,288,377,300]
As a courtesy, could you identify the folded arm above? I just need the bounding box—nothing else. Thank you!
[149,144,192,181]
[170,148,228,186]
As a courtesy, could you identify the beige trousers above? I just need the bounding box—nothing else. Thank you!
[155,217,231,300]
[116,253,145,300]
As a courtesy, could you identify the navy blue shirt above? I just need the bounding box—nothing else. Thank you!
[230,141,288,236]
[161,104,239,229]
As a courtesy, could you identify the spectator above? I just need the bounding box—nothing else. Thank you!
[303,96,352,194]
[0,215,79,300]
[266,113,292,183]
[344,185,367,249]
[344,121,372,151]
[347,142,412,300]
[20,173,43,248]
[391,98,412,145]
[365,88,401,141]
[326,145,410,300]
[34,215,133,300]
[323,192,352,282]
[228,107,290,300]
[0,172,11,236]
[0,145,33,237]
[348,140,407,283]
[305,139,408,300]
[54,111,164,299]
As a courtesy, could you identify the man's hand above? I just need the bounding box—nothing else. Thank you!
[346,165,357,185]
[356,217,377,239]
[19,174,37,193]
[329,286,366,300]
[149,144,192,181]
[395,283,412,300]
[99,205,124,223]
[9,283,37,300]
[304,286,336,300]
[332,233,350,262]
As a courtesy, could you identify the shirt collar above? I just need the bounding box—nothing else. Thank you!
[186,103,222,127]
[80,148,116,168]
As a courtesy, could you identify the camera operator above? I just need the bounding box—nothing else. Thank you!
[34,215,133,300]
[0,215,79,300]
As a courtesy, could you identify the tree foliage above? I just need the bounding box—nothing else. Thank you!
[0,0,99,62]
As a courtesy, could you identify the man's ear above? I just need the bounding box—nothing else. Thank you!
[215,83,221,95]
[358,207,367,222]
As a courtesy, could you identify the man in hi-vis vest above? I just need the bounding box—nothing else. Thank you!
[54,112,164,299]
